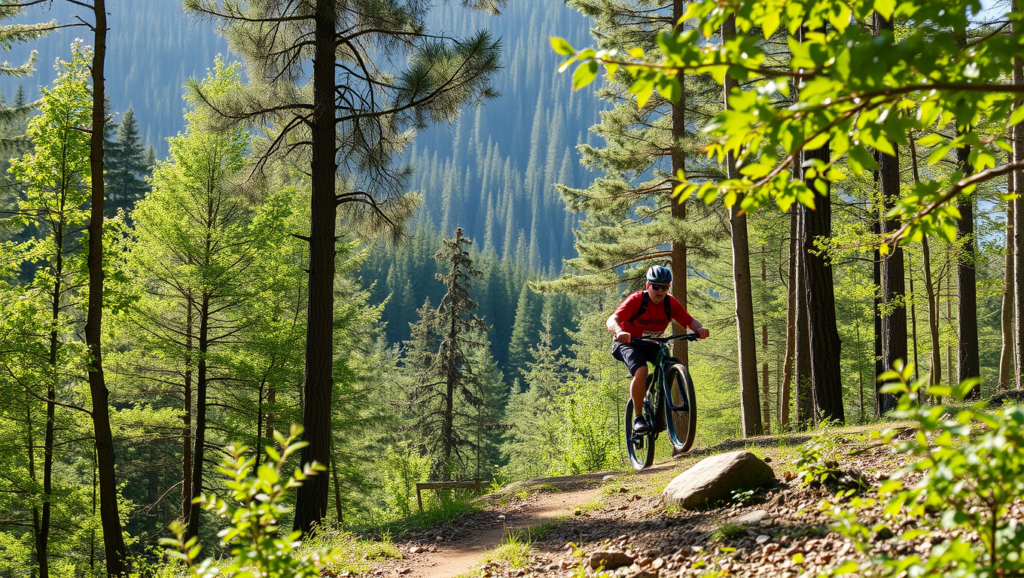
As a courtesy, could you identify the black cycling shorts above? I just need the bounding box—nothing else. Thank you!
[612,341,661,376]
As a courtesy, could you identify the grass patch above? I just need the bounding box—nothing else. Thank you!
[300,529,401,575]
[573,500,603,517]
[712,522,746,542]
[479,531,532,569]
[527,516,567,541]
[360,494,483,537]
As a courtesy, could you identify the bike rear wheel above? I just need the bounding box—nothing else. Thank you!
[664,364,697,453]
[625,399,656,470]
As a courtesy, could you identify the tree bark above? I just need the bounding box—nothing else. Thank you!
[294,0,339,533]
[186,294,210,541]
[801,148,844,424]
[724,14,762,437]
[1014,1,1024,391]
[872,220,885,389]
[780,208,796,428]
[955,140,980,397]
[910,136,942,390]
[761,258,770,433]
[670,0,688,367]
[181,298,193,522]
[1001,197,1016,389]
[908,251,921,383]
[794,207,812,427]
[84,3,128,574]
[875,12,903,415]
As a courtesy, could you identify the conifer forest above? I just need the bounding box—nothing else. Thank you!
[4,0,1024,576]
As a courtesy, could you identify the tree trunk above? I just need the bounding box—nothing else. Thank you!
[181,298,193,522]
[910,136,942,390]
[873,220,885,391]
[295,0,339,533]
[801,156,844,423]
[442,307,458,481]
[27,405,42,578]
[670,0,688,367]
[330,437,344,526]
[955,141,980,397]
[724,14,762,437]
[1001,197,1016,390]
[1014,2,1024,391]
[84,4,128,574]
[875,12,904,414]
[186,294,210,541]
[761,258,770,433]
[780,208,796,427]
[856,319,866,423]
[794,207,812,427]
[35,220,66,578]
[908,251,920,383]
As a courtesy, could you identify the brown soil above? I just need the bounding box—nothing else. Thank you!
[364,425,911,578]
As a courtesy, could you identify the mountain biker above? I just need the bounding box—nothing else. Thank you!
[606,265,709,435]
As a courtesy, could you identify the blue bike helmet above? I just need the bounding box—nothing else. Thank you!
[646,265,672,284]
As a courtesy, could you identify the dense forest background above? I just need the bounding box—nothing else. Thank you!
[1,0,1019,576]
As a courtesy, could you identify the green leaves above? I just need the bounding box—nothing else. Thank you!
[549,37,574,56]
[554,0,1024,242]
[164,426,342,578]
[572,61,598,92]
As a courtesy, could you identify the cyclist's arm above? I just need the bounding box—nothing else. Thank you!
[607,315,631,343]
[688,318,710,339]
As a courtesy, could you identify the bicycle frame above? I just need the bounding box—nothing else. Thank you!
[633,334,696,433]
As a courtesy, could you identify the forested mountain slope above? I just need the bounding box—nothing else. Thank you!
[2,0,601,268]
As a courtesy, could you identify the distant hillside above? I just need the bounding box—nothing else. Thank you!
[1,0,606,267]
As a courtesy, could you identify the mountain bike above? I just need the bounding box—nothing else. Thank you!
[623,333,699,471]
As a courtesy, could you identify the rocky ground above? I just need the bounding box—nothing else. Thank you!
[365,425,917,578]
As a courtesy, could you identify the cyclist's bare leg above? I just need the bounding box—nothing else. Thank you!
[630,365,649,420]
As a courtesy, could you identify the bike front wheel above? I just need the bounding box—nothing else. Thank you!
[624,398,655,470]
[664,364,697,453]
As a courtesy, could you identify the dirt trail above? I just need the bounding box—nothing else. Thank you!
[379,462,677,578]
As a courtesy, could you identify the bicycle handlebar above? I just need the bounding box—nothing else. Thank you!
[629,333,700,345]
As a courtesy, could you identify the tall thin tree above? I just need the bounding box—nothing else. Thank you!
[723,14,762,437]
[184,0,503,532]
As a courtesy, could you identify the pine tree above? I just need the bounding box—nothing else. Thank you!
[105,108,150,215]
[501,315,568,480]
[184,0,504,532]
[408,228,491,481]
[507,283,542,382]
[549,0,726,301]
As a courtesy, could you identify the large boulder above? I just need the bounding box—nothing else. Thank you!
[662,450,776,510]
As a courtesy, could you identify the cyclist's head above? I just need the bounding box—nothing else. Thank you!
[645,265,672,285]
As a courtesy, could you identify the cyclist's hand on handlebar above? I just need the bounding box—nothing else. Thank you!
[697,328,710,339]
[615,331,632,344]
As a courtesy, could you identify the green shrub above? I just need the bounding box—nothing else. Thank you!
[558,384,616,474]
[162,425,339,578]
[712,522,746,542]
[826,363,1024,577]
[792,422,844,488]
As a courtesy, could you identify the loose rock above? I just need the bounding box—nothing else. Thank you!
[589,550,635,570]
[662,451,777,510]
[731,510,770,526]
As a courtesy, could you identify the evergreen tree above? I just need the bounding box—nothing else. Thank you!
[105,107,150,215]
[507,283,542,382]
[407,228,491,481]
[500,315,569,480]
[184,0,504,531]
[550,0,726,317]
[114,60,253,542]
